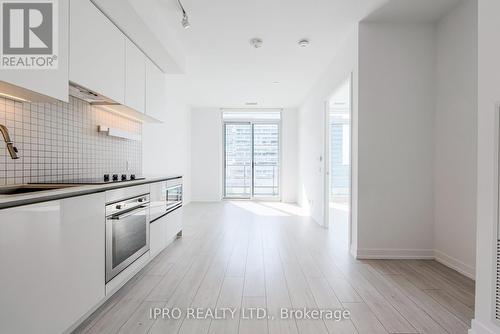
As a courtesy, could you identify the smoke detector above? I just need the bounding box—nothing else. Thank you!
[250,38,263,48]
[298,39,310,48]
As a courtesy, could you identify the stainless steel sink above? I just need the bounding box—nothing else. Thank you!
[0,185,77,195]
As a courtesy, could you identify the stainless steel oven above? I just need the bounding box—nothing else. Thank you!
[105,194,150,283]
[166,178,182,213]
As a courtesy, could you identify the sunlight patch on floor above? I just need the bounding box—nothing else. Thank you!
[228,201,290,216]
[261,202,309,216]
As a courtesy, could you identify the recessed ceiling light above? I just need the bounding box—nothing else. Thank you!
[298,39,310,47]
[245,102,258,106]
[250,38,263,48]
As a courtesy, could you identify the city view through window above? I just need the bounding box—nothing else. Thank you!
[223,113,280,198]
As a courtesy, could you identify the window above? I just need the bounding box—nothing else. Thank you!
[223,110,281,199]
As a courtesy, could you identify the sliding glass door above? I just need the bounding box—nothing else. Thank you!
[253,123,280,197]
[223,121,280,199]
[224,123,253,198]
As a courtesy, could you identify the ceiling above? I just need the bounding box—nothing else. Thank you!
[363,0,463,23]
[129,0,387,108]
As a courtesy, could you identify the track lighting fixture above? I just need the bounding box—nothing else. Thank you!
[177,0,190,29]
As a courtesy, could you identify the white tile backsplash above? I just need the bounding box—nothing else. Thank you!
[0,96,142,185]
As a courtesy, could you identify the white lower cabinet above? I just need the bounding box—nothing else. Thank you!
[165,207,183,242]
[0,193,105,334]
[150,216,166,257]
[149,207,183,259]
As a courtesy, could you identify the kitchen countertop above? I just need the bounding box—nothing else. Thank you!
[0,175,182,210]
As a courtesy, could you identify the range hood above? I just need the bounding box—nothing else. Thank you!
[69,82,161,123]
[69,82,119,105]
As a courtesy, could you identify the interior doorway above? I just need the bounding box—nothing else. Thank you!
[325,76,352,249]
[223,111,281,200]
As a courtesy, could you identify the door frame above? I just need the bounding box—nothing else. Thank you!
[222,118,282,201]
[323,74,353,248]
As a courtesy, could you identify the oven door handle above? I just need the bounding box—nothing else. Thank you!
[111,205,148,220]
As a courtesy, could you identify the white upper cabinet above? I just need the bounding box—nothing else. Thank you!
[145,59,166,121]
[69,0,125,104]
[0,0,69,102]
[125,39,146,113]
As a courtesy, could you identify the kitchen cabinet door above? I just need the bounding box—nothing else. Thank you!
[0,193,105,334]
[69,0,125,104]
[125,39,146,113]
[150,216,166,257]
[0,0,69,102]
[145,58,166,121]
[165,207,183,244]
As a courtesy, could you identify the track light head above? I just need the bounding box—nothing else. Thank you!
[181,14,190,29]
[177,0,190,29]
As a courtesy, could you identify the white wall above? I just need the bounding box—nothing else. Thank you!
[473,0,500,333]
[434,0,477,279]
[357,22,436,258]
[297,28,359,252]
[142,78,192,203]
[190,108,298,202]
[191,108,222,201]
[281,109,298,203]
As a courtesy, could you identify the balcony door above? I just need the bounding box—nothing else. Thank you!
[223,120,280,200]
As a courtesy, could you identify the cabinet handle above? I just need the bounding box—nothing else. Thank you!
[111,206,147,220]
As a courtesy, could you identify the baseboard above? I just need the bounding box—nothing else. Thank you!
[355,248,477,279]
[350,245,358,258]
[469,319,499,334]
[434,249,475,280]
[356,248,435,259]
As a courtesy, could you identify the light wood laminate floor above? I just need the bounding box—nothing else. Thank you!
[73,201,475,334]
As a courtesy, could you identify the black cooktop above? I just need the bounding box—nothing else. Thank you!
[30,175,145,185]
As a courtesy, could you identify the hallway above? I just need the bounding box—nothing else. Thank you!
[74,201,475,334]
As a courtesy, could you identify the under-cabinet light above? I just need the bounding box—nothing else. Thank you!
[0,92,29,102]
